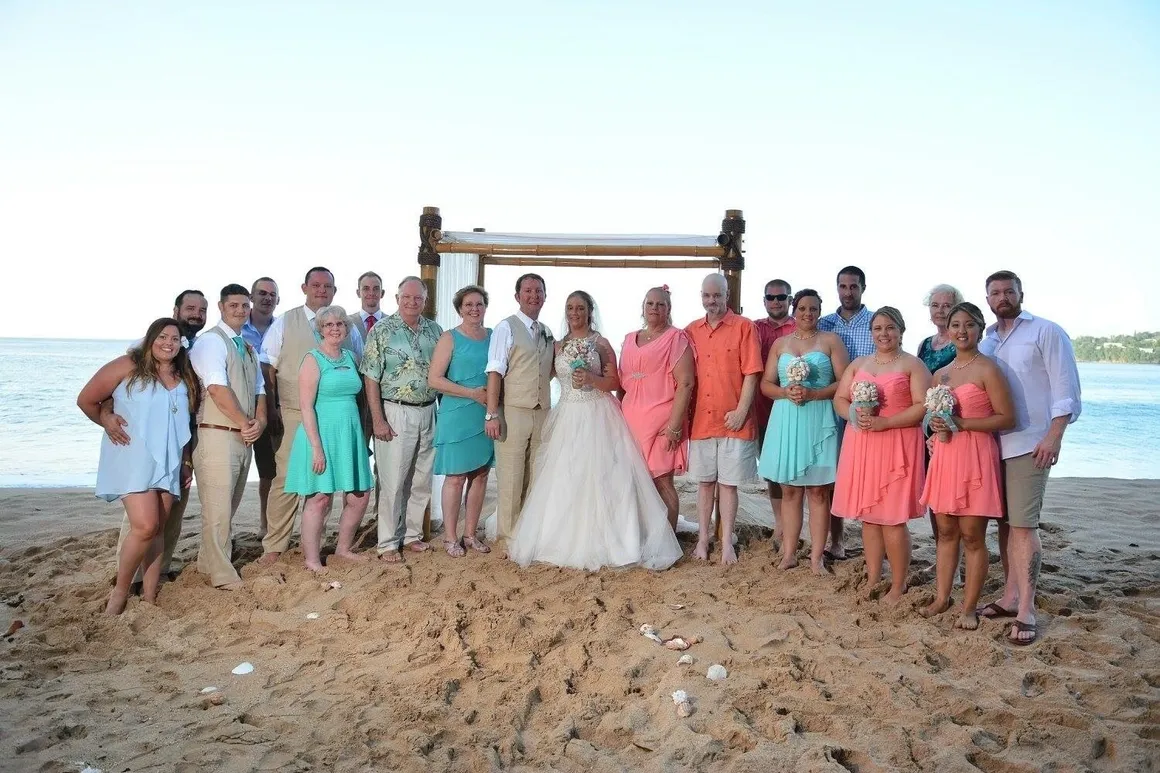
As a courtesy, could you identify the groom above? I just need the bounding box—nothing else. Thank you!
[484,273,554,547]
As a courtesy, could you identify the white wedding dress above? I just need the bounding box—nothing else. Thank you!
[508,336,684,571]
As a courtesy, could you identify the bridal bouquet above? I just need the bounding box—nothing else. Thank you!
[561,337,596,391]
[785,356,811,386]
[922,384,958,439]
[850,380,879,427]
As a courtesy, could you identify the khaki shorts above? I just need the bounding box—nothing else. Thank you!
[688,438,758,487]
[1002,453,1050,529]
[252,426,278,480]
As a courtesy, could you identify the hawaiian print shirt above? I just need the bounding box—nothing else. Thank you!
[359,313,443,404]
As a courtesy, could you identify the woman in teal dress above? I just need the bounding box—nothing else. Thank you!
[757,289,850,574]
[428,285,495,557]
[285,305,373,572]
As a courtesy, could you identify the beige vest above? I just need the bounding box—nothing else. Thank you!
[503,315,553,410]
[278,306,354,411]
[197,326,258,428]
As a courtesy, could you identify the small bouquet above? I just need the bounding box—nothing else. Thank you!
[849,380,879,428]
[785,356,811,386]
[561,337,596,391]
[922,384,958,439]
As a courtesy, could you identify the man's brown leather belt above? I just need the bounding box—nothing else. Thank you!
[197,423,241,433]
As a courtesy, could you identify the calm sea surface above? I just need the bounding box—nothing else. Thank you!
[0,338,1156,486]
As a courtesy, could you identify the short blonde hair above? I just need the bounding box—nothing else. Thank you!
[313,305,348,332]
[923,284,963,307]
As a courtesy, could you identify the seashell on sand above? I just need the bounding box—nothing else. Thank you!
[324,581,343,591]
[200,692,225,707]
[671,689,687,704]
[200,686,219,694]
[678,654,695,665]
[664,637,690,651]
[676,701,694,717]
[231,662,254,676]
[306,612,320,620]
[5,620,24,636]
[639,624,657,636]
[706,664,728,681]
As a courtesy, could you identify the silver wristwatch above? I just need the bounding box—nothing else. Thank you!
[484,413,498,421]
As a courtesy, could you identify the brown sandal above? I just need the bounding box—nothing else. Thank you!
[444,539,466,558]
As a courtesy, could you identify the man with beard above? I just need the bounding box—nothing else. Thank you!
[753,279,795,543]
[347,271,386,340]
[104,289,209,582]
[260,267,361,563]
[978,270,1081,645]
[241,277,280,533]
[818,266,871,561]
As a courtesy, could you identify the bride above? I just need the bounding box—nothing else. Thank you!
[508,291,683,571]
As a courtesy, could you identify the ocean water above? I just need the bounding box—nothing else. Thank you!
[0,338,1156,486]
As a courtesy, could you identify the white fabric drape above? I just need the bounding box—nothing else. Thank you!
[428,253,480,526]
[441,231,719,248]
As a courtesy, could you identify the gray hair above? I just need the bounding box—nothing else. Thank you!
[923,283,964,307]
[397,275,427,296]
[313,305,349,332]
[702,273,729,296]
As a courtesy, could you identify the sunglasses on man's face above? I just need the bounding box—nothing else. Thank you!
[765,293,789,302]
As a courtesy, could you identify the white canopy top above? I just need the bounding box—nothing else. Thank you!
[440,231,719,248]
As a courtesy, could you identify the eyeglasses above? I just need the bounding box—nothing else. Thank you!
[320,322,347,329]
[765,293,789,302]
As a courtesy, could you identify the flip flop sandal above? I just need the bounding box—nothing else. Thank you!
[977,602,1017,619]
[1008,620,1038,646]
[444,540,466,558]
[464,537,491,554]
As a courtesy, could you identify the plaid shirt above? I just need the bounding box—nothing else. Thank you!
[819,306,873,360]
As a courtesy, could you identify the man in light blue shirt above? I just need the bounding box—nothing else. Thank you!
[241,276,280,529]
[978,270,1081,645]
[818,265,872,560]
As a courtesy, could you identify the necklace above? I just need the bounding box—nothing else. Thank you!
[874,351,902,366]
[952,352,981,370]
[792,330,817,340]
[640,325,667,342]
[319,347,346,364]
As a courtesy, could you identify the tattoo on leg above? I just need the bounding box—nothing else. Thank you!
[1028,550,1042,590]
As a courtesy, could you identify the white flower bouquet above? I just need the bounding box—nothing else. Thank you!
[785,356,811,386]
[562,337,596,391]
[849,380,879,428]
[922,384,958,439]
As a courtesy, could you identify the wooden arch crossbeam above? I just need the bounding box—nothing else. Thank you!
[415,207,747,319]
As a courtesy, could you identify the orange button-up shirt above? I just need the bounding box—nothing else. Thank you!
[685,310,764,441]
[754,315,797,434]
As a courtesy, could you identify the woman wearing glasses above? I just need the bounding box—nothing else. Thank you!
[284,305,373,572]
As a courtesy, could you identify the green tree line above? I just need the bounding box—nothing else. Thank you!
[1073,331,1160,364]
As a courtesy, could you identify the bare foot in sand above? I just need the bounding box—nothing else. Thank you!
[259,552,282,565]
[955,611,980,630]
[105,589,129,615]
[305,561,327,574]
[826,543,847,561]
[883,586,908,605]
[810,557,828,576]
[921,597,953,618]
[693,540,710,561]
[218,581,245,591]
[379,551,403,564]
[332,550,367,563]
[720,544,738,565]
[778,553,799,570]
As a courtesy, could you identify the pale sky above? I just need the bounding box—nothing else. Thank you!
[1,1,1157,346]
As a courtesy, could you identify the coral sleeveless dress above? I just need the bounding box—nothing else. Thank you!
[619,327,692,477]
[919,383,1004,518]
[833,371,925,526]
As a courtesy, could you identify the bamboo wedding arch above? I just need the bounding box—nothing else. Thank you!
[414,206,747,321]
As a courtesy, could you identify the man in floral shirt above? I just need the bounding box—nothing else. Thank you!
[361,276,443,561]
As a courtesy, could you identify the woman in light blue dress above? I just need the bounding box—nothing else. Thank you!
[427,285,495,557]
[757,290,850,575]
[78,318,201,614]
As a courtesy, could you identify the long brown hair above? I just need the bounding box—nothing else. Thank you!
[127,317,201,414]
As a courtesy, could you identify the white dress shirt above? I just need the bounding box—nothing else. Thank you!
[260,306,365,367]
[189,321,266,395]
[485,310,552,376]
[361,309,384,327]
[979,310,1081,459]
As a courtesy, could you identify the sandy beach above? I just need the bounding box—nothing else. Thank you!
[1,477,1158,772]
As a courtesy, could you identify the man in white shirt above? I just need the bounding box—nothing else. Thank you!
[978,270,1082,645]
[259,267,361,562]
[189,284,267,589]
[348,271,386,340]
[484,273,554,546]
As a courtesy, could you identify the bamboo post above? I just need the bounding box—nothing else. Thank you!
[473,227,487,288]
[718,209,745,315]
[418,206,442,320]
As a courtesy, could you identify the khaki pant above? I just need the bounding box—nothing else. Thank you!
[1002,452,1050,529]
[374,401,435,553]
[494,405,545,542]
[115,488,187,580]
[263,407,303,554]
[194,428,252,587]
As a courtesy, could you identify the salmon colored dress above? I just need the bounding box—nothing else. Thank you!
[919,383,1004,518]
[619,327,692,477]
[833,371,925,526]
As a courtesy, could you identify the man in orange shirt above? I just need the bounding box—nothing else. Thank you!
[685,273,763,565]
[753,278,795,545]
